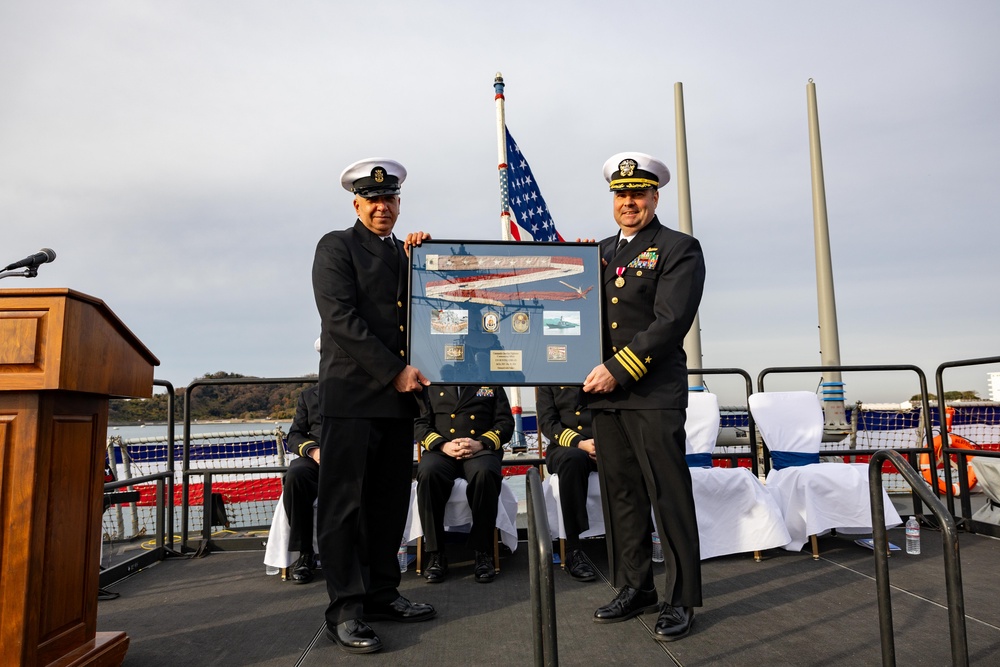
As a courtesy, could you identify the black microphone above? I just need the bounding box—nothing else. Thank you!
[4,248,56,271]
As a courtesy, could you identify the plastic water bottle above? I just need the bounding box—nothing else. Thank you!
[265,564,279,576]
[651,531,664,563]
[397,540,409,572]
[905,516,920,555]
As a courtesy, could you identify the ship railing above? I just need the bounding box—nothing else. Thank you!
[179,377,316,552]
[757,364,936,514]
[869,449,968,666]
[104,428,291,547]
[101,472,172,588]
[935,355,1000,537]
[526,467,558,667]
[688,368,761,476]
[689,366,932,495]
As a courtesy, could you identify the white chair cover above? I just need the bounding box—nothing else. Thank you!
[404,478,520,552]
[970,457,1000,526]
[749,391,901,552]
[686,392,722,460]
[685,392,791,559]
[541,472,605,541]
[263,493,318,570]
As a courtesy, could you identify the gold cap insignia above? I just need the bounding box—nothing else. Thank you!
[618,159,637,177]
[372,167,385,183]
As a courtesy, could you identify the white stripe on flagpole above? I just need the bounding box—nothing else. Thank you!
[493,72,526,451]
[495,72,513,242]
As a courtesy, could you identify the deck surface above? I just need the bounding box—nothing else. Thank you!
[96,523,1000,666]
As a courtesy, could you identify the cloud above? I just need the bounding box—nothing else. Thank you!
[2,1,998,402]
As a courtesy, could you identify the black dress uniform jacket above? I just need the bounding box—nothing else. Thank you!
[287,385,322,458]
[313,219,417,420]
[415,386,514,454]
[537,385,593,446]
[587,216,705,411]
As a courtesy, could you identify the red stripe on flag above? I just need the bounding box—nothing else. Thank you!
[508,220,522,240]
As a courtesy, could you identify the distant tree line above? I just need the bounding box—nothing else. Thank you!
[908,390,982,402]
[108,372,317,424]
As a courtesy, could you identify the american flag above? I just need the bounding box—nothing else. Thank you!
[500,126,564,242]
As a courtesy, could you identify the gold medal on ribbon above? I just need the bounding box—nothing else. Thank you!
[615,267,626,288]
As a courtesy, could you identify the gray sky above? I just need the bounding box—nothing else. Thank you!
[3,1,998,405]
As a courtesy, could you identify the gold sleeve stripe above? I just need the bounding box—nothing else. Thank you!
[297,440,317,457]
[557,429,578,448]
[614,347,647,381]
[482,431,502,449]
[623,347,647,375]
[422,433,446,450]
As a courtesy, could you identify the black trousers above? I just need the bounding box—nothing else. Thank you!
[317,417,413,625]
[282,456,319,553]
[415,449,502,553]
[545,444,598,547]
[593,409,702,607]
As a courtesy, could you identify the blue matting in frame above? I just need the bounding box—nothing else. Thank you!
[408,240,603,385]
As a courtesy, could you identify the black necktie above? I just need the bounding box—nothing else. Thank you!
[615,237,628,256]
[385,236,401,261]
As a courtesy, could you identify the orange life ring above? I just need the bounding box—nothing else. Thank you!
[919,432,978,495]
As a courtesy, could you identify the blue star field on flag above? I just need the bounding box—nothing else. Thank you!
[501,127,564,242]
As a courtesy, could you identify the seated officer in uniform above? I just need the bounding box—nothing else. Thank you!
[536,385,599,581]
[415,385,514,583]
[283,371,322,584]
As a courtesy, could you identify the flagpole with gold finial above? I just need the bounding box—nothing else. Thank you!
[494,71,527,451]
[496,72,514,242]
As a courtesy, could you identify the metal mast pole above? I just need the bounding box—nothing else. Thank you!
[495,72,527,451]
[674,82,705,391]
[806,79,849,431]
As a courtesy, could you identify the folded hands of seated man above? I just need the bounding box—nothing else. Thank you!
[440,438,482,459]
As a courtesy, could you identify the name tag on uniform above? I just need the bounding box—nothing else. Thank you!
[476,387,494,398]
[627,248,659,270]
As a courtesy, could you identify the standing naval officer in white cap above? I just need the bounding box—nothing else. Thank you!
[582,152,706,641]
[312,157,434,654]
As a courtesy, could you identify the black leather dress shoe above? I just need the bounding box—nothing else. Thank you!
[364,595,437,623]
[474,551,496,583]
[424,551,448,583]
[593,586,658,623]
[565,549,596,582]
[654,605,694,642]
[325,619,382,654]
[290,553,313,584]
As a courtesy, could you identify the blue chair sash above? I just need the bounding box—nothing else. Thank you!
[685,453,713,468]
[772,451,820,470]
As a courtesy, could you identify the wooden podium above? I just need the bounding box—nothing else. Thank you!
[0,289,158,667]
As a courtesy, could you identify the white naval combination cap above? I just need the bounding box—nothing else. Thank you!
[339,158,407,198]
[603,152,671,191]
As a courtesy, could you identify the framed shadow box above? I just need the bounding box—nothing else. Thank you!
[408,240,603,385]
